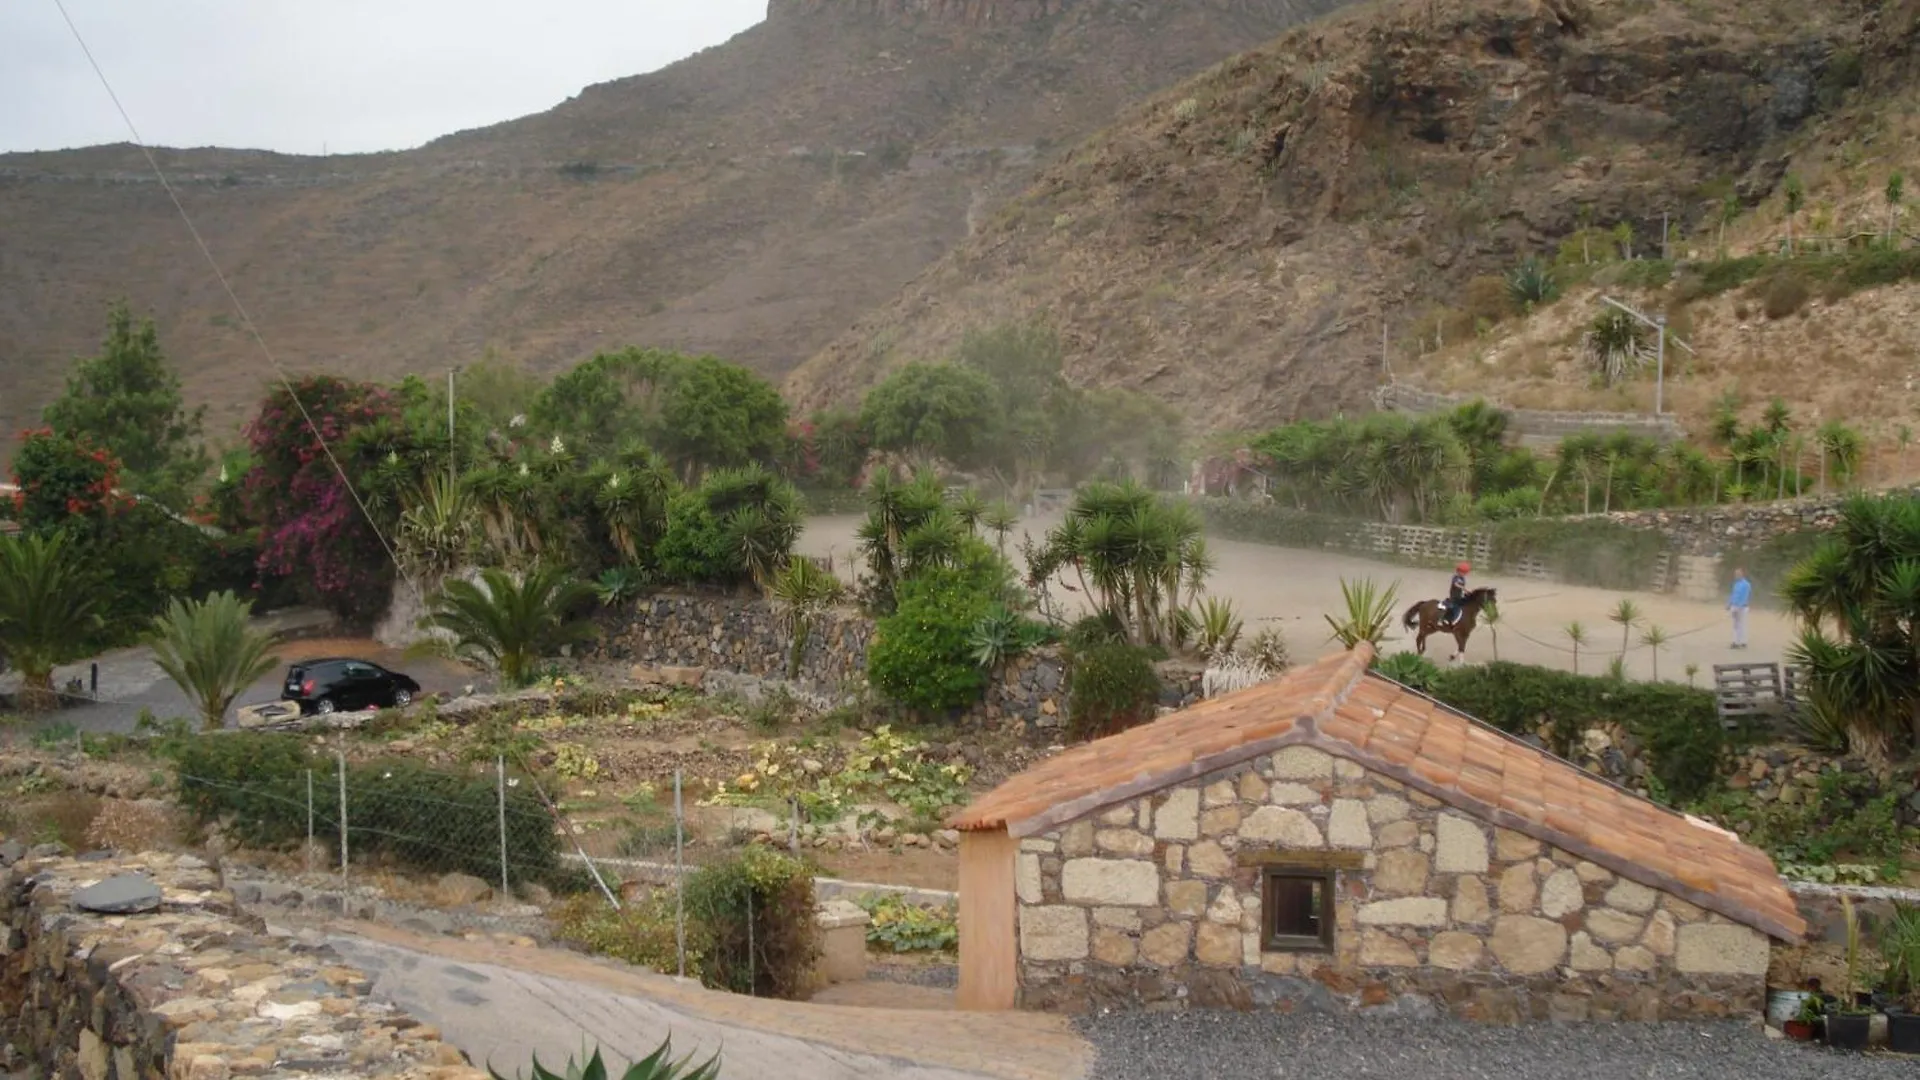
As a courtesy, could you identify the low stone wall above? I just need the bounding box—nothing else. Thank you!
[1375,384,1686,445]
[1596,497,1863,558]
[591,592,1202,736]
[0,849,487,1080]
[223,866,553,942]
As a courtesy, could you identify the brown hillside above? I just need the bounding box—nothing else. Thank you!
[0,0,1348,447]
[784,0,1868,432]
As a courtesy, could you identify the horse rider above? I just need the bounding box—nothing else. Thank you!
[1441,561,1471,627]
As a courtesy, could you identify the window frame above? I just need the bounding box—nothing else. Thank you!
[1260,866,1337,953]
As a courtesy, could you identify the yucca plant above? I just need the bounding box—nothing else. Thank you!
[1325,577,1399,651]
[488,1037,722,1080]
[148,591,281,730]
[768,557,845,678]
[1583,307,1650,386]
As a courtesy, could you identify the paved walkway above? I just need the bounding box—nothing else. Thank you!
[323,921,1090,1080]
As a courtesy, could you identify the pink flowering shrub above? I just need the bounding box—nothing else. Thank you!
[242,376,399,620]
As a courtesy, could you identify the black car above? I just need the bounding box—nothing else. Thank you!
[282,658,420,715]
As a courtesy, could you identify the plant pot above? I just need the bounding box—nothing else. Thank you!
[1826,1013,1872,1051]
[1890,1011,1920,1055]
[1783,1019,1816,1042]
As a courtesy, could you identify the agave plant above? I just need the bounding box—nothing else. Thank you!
[398,472,481,581]
[595,567,649,607]
[1324,577,1399,651]
[1372,650,1441,691]
[488,1037,721,1080]
[1191,596,1244,659]
[1505,258,1560,309]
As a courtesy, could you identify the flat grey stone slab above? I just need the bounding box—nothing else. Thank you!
[73,873,162,914]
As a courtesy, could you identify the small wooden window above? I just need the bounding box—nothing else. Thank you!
[1261,867,1335,951]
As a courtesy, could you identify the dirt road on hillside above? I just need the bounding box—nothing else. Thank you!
[796,513,1796,683]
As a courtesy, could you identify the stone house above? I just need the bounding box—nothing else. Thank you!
[947,645,1806,1021]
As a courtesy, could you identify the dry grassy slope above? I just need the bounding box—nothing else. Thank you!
[784,0,1863,431]
[1403,0,1920,459]
[0,0,1347,447]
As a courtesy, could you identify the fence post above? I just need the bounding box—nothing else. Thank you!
[497,756,510,900]
[674,768,685,980]
[747,888,756,997]
[336,748,348,880]
[305,769,315,875]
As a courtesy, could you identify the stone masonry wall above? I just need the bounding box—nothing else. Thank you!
[0,849,486,1080]
[1012,746,1771,1022]
[591,592,1201,737]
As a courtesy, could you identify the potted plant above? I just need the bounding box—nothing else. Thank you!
[1785,992,1823,1041]
[1828,895,1875,1051]
[1883,904,1920,1054]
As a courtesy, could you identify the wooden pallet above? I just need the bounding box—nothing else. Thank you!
[1714,661,1786,728]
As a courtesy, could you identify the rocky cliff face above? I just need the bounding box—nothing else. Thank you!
[768,0,1074,22]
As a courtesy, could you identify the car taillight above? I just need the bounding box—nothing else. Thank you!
[302,680,315,695]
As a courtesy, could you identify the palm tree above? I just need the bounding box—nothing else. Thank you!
[1782,493,1920,750]
[425,565,598,687]
[1638,624,1670,682]
[1608,598,1642,659]
[0,531,102,711]
[1325,577,1399,651]
[148,591,281,729]
[769,558,845,678]
[1564,621,1588,674]
[1685,662,1700,688]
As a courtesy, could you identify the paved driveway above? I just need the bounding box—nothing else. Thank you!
[2,631,476,737]
[324,921,1090,1080]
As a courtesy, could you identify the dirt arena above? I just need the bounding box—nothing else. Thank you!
[796,513,1797,683]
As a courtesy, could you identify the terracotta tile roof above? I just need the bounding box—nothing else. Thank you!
[950,643,1806,943]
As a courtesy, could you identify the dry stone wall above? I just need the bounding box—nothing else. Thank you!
[0,850,486,1080]
[1013,746,1770,1022]
[591,593,1201,736]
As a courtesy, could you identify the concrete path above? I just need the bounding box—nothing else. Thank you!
[322,921,1090,1080]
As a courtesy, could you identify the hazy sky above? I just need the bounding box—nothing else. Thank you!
[1,0,768,154]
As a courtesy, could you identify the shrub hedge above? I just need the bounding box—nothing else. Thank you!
[682,845,820,998]
[1421,662,1731,803]
[168,734,559,882]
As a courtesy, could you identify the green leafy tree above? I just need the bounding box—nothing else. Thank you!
[148,590,280,729]
[426,565,598,687]
[868,567,995,713]
[655,466,801,589]
[0,531,103,710]
[636,352,789,479]
[41,302,208,506]
[859,363,999,471]
[1783,494,1920,749]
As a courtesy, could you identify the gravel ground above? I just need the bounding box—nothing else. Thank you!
[1079,1012,1915,1080]
[865,960,959,988]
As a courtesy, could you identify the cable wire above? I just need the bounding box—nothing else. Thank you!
[48,0,422,606]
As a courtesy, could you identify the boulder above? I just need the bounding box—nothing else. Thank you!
[73,874,162,915]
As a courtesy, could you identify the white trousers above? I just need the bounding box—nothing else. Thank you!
[1730,605,1749,647]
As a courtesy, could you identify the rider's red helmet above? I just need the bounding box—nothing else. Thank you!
[1457,561,1471,573]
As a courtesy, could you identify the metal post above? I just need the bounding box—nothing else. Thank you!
[447,368,457,487]
[306,769,315,875]
[336,750,349,879]
[747,888,756,997]
[1661,212,1669,261]
[497,755,510,899]
[674,768,686,979]
[89,663,98,698]
[1654,315,1667,416]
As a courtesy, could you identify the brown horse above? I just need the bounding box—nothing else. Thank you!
[1401,587,1498,661]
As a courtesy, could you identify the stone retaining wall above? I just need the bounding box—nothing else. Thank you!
[1014,746,1770,1022]
[0,849,487,1080]
[591,592,1202,736]
[1375,385,1686,444]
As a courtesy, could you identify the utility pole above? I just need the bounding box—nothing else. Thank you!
[1601,295,1694,417]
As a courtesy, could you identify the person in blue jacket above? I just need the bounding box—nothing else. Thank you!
[1728,567,1751,649]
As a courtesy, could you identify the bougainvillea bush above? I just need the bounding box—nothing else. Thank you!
[243,376,402,621]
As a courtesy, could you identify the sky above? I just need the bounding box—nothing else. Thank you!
[0,0,769,155]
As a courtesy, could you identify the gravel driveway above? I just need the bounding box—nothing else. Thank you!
[1079,1012,1913,1079]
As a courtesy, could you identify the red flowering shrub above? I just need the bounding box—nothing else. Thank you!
[242,377,400,620]
[8,428,129,529]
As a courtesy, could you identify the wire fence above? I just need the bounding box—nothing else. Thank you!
[166,755,821,996]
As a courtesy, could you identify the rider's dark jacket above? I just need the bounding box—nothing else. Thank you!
[1448,573,1468,603]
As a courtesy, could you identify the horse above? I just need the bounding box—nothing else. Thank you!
[1401,587,1498,661]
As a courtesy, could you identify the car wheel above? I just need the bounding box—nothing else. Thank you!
[316,698,337,715]
[392,688,413,708]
